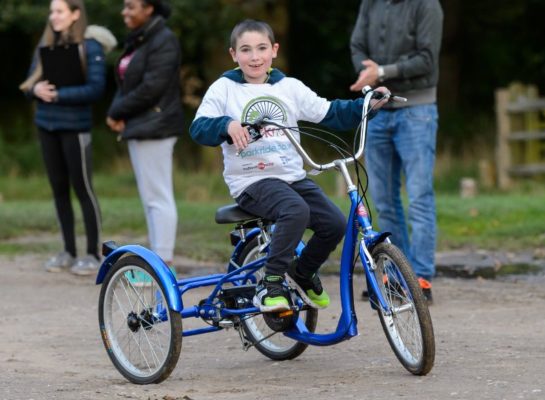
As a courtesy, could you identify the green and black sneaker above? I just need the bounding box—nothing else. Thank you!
[285,264,330,309]
[253,275,291,313]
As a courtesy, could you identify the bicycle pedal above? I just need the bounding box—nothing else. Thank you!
[263,308,297,332]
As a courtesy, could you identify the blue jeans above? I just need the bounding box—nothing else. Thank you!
[364,104,438,281]
[236,178,346,277]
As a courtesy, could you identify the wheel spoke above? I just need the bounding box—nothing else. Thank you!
[235,236,316,360]
[99,258,182,383]
[371,243,435,375]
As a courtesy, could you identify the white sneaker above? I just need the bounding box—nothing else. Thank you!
[70,255,100,276]
[44,252,74,273]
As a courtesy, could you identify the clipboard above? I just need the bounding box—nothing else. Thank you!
[39,43,85,87]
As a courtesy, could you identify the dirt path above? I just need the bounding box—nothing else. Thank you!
[1,253,545,400]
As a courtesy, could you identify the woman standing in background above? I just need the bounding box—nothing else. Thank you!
[20,0,116,275]
[106,0,183,265]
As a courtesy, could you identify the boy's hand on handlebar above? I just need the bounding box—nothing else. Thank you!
[370,86,391,109]
[227,120,250,152]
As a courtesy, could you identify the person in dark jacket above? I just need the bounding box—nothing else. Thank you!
[20,0,116,275]
[350,0,443,303]
[106,0,183,265]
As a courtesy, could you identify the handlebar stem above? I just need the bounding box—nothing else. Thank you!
[334,160,357,193]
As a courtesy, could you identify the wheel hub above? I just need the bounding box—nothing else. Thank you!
[126,309,155,332]
[127,311,140,332]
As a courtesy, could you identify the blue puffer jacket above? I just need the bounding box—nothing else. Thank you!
[29,38,107,132]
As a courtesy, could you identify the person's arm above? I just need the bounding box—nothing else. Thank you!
[190,116,233,146]
[20,47,41,100]
[389,0,443,80]
[349,1,378,91]
[190,78,234,146]
[108,34,180,120]
[321,87,390,130]
[349,0,371,74]
[320,98,364,130]
[55,40,106,104]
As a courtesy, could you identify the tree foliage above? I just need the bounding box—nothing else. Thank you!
[1,0,544,173]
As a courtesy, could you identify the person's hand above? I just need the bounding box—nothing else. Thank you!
[349,59,380,92]
[227,120,250,152]
[106,116,125,132]
[370,86,391,109]
[33,80,58,102]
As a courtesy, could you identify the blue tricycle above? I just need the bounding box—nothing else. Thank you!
[96,87,435,384]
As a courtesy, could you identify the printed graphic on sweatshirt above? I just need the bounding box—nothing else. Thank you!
[236,96,294,173]
[241,96,287,126]
[238,142,291,159]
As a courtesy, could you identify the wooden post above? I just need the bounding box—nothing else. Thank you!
[507,83,526,168]
[478,159,495,189]
[495,88,512,189]
[523,85,542,164]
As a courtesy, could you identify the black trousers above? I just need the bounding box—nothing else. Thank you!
[236,178,346,277]
[38,129,101,258]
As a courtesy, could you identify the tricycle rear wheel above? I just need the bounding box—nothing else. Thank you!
[98,255,182,384]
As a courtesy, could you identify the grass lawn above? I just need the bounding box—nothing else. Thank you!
[1,172,544,261]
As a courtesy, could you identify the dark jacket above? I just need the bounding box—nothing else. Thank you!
[350,0,443,97]
[29,38,106,132]
[108,16,183,140]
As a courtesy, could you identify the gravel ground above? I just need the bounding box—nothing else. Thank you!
[1,253,545,400]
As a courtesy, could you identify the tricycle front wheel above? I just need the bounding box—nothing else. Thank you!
[98,255,182,384]
[371,243,435,375]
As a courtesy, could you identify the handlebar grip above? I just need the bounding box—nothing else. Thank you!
[225,123,262,146]
[391,95,408,102]
[371,91,408,103]
[371,91,386,100]
[241,122,262,141]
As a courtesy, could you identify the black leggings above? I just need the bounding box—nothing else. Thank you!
[39,129,101,258]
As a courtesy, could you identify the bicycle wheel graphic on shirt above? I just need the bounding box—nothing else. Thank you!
[242,96,288,125]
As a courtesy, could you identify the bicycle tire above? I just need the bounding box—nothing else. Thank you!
[98,255,182,384]
[370,243,435,375]
[236,237,318,360]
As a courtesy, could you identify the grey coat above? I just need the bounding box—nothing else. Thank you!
[350,0,443,97]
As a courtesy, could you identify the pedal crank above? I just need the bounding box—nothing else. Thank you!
[236,320,280,351]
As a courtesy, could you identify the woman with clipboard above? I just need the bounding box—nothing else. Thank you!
[20,0,116,276]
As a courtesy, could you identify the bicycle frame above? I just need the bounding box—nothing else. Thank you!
[96,87,396,346]
[284,162,390,346]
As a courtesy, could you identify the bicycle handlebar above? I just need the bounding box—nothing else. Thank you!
[251,86,406,171]
[226,119,265,155]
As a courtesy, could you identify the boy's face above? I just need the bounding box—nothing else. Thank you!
[229,31,279,84]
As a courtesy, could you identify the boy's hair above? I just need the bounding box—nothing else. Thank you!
[230,19,275,49]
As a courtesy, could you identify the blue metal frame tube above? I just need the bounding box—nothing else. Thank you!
[285,190,360,345]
